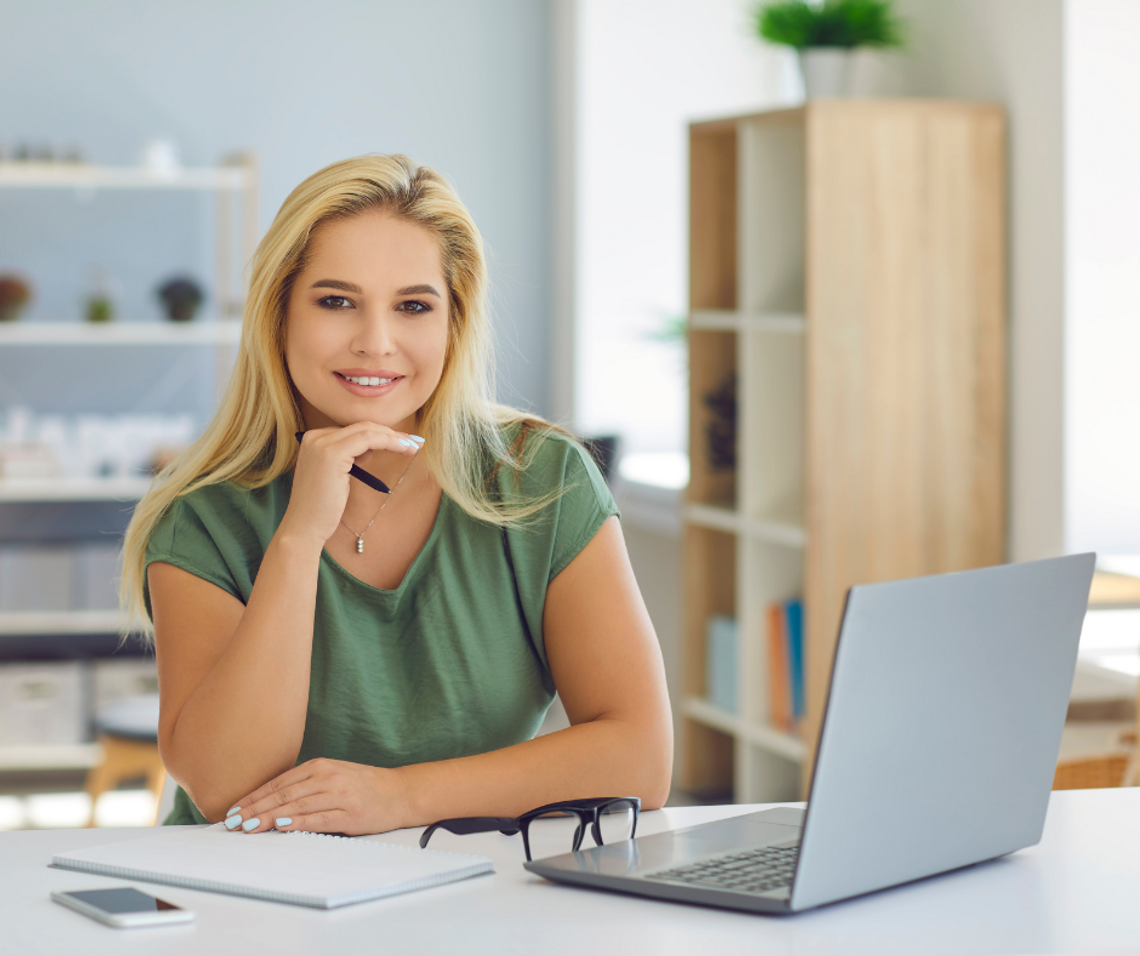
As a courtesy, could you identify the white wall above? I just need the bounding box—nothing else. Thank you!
[571,0,798,452]
[1064,0,1140,556]
[569,2,1077,566]
[0,0,554,416]
[854,0,1067,563]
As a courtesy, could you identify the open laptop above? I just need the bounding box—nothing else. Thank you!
[525,553,1097,914]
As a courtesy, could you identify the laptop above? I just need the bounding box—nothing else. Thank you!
[525,553,1097,914]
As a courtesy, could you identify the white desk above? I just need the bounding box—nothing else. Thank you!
[3,788,1138,955]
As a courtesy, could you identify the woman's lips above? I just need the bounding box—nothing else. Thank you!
[334,371,403,397]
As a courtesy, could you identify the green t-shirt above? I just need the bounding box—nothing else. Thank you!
[144,428,618,825]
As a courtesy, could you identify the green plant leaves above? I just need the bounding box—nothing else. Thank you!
[755,0,905,50]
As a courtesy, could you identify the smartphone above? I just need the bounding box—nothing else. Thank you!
[51,887,195,928]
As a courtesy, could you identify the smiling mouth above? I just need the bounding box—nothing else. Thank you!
[336,373,403,386]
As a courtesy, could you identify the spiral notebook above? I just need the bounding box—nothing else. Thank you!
[51,824,493,909]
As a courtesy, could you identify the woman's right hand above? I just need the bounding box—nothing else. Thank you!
[278,423,422,551]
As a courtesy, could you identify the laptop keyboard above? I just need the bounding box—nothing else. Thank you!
[647,844,799,895]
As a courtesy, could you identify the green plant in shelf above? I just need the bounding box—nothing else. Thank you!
[754,0,905,49]
[86,294,113,323]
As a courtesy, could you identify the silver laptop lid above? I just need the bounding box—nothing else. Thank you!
[790,553,1095,911]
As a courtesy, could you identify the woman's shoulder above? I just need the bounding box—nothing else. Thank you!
[147,472,292,554]
[497,418,595,487]
[165,472,290,520]
[489,416,614,517]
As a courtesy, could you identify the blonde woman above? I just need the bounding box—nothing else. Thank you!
[121,155,672,834]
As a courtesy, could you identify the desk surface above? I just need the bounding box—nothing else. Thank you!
[4,789,1138,955]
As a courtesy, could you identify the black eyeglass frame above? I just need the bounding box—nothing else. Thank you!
[419,796,641,861]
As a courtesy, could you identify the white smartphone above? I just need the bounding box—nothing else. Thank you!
[51,887,195,928]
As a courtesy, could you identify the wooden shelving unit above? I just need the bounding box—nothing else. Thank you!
[681,101,1007,803]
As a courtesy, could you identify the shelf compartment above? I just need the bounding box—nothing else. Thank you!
[738,113,806,315]
[679,526,736,795]
[688,330,737,509]
[690,123,738,311]
[739,326,805,528]
[683,697,807,762]
[737,536,805,736]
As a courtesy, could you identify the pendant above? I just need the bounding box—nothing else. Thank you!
[356,537,364,554]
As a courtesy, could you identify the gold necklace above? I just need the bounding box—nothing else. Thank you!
[339,457,416,554]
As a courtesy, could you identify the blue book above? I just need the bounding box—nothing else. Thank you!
[706,615,738,714]
[785,600,805,721]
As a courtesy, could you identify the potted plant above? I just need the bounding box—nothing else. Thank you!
[0,274,32,322]
[753,0,904,99]
[157,276,204,322]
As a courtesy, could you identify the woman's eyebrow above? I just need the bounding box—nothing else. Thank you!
[309,279,441,298]
[310,279,363,293]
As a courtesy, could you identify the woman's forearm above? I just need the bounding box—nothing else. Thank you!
[396,713,673,827]
[165,531,322,820]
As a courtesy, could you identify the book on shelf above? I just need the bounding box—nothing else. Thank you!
[766,599,805,735]
[705,615,738,714]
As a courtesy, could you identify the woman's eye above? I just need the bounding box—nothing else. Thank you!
[318,295,353,310]
[398,300,431,315]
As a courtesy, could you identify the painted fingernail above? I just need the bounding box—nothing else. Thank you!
[276,818,293,828]
[242,817,261,832]
[225,814,242,830]
[399,439,414,447]
[410,435,425,443]
[227,806,241,815]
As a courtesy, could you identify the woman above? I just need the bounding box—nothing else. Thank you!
[120,154,672,834]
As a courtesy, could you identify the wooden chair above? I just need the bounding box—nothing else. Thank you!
[1052,744,1135,790]
[1054,573,1140,791]
[84,694,166,827]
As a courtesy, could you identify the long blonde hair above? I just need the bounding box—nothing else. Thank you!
[121,154,556,626]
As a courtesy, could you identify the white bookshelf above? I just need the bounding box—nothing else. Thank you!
[0,156,255,774]
[0,322,242,346]
[0,611,148,637]
[0,477,151,502]
[0,162,250,190]
[0,743,101,772]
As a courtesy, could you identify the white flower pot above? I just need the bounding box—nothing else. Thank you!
[798,48,854,99]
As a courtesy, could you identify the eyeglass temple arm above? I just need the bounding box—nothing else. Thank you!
[419,817,521,849]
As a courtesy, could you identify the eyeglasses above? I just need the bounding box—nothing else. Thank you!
[419,797,641,862]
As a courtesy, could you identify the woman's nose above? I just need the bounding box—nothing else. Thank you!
[351,310,396,356]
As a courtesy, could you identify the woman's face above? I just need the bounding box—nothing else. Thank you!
[284,208,450,432]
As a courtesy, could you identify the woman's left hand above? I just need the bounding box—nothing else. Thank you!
[222,758,410,835]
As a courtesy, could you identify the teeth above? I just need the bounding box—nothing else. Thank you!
[344,375,395,386]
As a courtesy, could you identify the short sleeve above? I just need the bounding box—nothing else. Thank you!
[143,495,247,620]
[498,428,620,586]
[544,440,620,582]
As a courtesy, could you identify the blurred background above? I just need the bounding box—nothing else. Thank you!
[1,0,1139,827]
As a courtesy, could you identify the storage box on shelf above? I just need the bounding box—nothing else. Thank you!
[681,101,1006,803]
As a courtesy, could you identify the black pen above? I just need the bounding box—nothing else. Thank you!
[294,431,391,494]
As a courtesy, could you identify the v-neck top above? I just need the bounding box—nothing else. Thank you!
[144,428,618,825]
